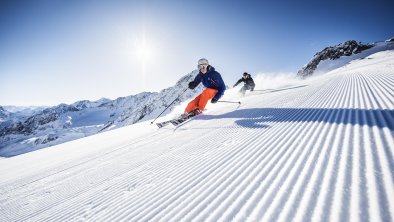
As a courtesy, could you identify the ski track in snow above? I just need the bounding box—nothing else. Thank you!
[0,51,394,221]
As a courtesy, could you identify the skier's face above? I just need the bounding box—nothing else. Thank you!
[198,64,208,74]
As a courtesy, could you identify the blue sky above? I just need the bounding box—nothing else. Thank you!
[1,0,393,106]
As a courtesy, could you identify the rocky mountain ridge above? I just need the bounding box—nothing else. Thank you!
[297,37,394,78]
[0,106,11,121]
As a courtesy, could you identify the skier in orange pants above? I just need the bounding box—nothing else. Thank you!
[184,58,226,117]
[185,88,218,113]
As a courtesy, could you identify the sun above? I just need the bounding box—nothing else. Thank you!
[136,40,153,62]
[131,32,158,85]
[134,33,155,65]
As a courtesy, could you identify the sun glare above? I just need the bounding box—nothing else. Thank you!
[131,31,159,87]
[137,40,153,62]
[133,32,156,65]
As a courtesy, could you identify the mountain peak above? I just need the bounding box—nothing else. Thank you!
[297,40,374,78]
[0,106,11,120]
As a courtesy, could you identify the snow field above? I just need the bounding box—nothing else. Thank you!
[0,50,393,221]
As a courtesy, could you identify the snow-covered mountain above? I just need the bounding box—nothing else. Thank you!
[2,105,47,116]
[0,106,11,122]
[297,37,394,78]
[0,49,393,221]
[0,70,202,157]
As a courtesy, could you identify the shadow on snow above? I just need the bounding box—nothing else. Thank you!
[203,108,394,129]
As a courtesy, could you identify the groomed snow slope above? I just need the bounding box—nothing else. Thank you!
[1,51,393,221]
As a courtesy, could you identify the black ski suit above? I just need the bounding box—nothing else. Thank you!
[234,73,255,95]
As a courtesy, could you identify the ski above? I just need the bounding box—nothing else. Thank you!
[156,112,200,128]
[156,120,172,128]
[170,116,192,126]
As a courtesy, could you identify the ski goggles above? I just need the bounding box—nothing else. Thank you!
[197,63,208,70]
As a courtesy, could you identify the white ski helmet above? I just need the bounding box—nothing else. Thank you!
[198,58,209,65]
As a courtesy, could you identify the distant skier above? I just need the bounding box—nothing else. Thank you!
[233,72,255,95]
[183,58,226,117]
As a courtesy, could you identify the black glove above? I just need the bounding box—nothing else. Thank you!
[188,81,197,89]
[211,98,218,103]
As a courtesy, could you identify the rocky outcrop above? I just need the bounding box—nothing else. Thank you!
[297,40,373,78]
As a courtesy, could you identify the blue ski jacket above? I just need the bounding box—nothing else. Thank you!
[193,66,226,101]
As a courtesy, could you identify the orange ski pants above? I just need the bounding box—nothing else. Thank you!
[185,88,218,113]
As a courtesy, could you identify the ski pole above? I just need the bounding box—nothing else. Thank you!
[151,88,188,124]
[218,100,241,104]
